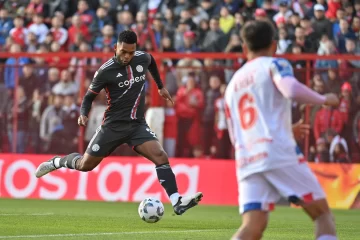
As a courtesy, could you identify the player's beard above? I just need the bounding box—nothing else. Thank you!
[114,53,129,66]
[119,58,130,66]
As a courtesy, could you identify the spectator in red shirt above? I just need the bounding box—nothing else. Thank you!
[68,15,90,45]
[314,105,343,140]
[175,72,204,157]
[50,16,68,49]
[131,21,149,50]
[339,82,357,148]
[9,16,28,47]
[75,0,95,26]
[26,0,50,19]
[325,0,341,21]
[131,12,148,49]
[47,42,69,69]
[338,82,353,125]
[254,8,267,21]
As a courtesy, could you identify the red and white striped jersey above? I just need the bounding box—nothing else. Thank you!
[225,57,298,179]
[50,27,68,46]
[9,27,28,46]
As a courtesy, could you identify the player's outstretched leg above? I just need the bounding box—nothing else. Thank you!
[134,140,203,215]
[35,153,103,178]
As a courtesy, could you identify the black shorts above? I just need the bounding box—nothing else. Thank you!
[86,122,158,157]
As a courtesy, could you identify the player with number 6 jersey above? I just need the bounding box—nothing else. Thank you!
[225,55,300,179]
[225,20,339,240]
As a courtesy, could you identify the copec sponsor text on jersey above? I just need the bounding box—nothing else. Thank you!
[118,74,146,88]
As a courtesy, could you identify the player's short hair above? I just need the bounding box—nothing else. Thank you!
[117,30,137,44]
[241,20,275,52]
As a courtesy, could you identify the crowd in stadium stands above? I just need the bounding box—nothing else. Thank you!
[0,0,360,163]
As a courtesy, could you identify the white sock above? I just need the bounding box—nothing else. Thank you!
[317,235,337,240]
[169,192,180,206]
[53,157,61,168]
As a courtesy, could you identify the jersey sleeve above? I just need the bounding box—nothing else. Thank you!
[88,70,106,94]
[134,51,151,67]
[270,58,294,82]
[145,52,152,67]
[270,58,326,104]
[147,53,164,89]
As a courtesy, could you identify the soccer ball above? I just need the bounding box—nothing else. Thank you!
[138,197,164,223]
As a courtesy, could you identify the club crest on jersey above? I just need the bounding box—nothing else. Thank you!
[92,144,100,152]
[136,65,143,73]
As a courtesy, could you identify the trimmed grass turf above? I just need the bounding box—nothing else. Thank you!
[0,199,359,239]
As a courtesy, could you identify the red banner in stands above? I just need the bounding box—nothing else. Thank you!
[1,154,359,209]
[0,154,238,205]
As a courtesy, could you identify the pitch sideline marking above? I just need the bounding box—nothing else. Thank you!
[0,229,226,239]
[0,213,54,216]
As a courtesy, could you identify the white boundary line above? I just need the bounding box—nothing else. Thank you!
[0,213,54,216]
[0,229,224,239]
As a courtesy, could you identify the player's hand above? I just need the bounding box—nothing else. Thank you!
[324,93,340,107]
[292,119,310,142]
[78,115,88,127]
[158,88,174,105]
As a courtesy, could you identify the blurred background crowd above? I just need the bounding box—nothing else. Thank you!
[0,0,360,163]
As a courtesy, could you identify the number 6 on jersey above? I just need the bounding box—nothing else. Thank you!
[239,93,257,130]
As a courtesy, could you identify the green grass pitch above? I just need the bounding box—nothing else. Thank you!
[0,199,359,239]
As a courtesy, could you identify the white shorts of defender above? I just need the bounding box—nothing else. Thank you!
[239,163,326,214]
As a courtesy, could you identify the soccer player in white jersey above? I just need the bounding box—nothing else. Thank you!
[225,20,339,240]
